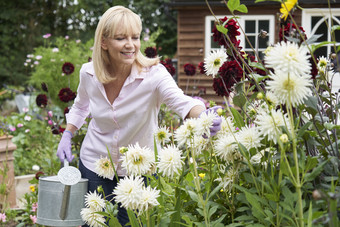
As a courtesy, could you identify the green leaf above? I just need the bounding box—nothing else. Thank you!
[248,61,266,71]
[248,73,268,83]
[108,217,122,227]
[305,96,318,110]
[242,172,255,184]
[233,93,247,108]
[197,207,205,216]
[234,215,255,221]
[227,0,240,13]
[185,172,195,187]
[280,201,294,213]
[305,34,324,45]
[227,0,248,13]
[188,190,199,202]
[160,177,174,195]
[305,156,318,172]
[237,206,250,212]
[331,25,340,33]
[297,121,312,137]
[230,107,245,128]
[304,159,328,182]
[207,184,223,200]
[307,201,313,227]
[216,24,228,35]
[245,191,265,216]
[264,193,278,202]
[208,205,218,217]
[264,209,274,220]
[212,214,227,226]
[282,186,296,206]
[311,41,336,54]
[236,4,248,13]
[127,209,139,227]
[279,158,290,177]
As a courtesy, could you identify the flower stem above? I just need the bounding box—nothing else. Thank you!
[190,148,210,226]
[146,209,150,227]
[287,98,304,227]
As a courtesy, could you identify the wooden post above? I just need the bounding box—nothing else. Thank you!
[0,135,17,208]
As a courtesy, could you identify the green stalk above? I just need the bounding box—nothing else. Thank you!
[287,96,304,227]
[190,147,210,226]
[223,96,260,193]
[146,209,150,227]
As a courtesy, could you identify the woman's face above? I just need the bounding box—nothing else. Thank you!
[101,28,141,67]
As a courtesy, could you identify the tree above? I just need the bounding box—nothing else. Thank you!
[0,0,127,86]
[131,0,177,58]
[0,0,177,86]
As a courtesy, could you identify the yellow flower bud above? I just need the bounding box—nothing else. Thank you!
[198,173,205,179]
[257,93,263,99]
[119,147,128,154]
[280,134,289,143]
[216,108,223,116]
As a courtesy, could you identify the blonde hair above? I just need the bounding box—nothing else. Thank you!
[92,6,159,84]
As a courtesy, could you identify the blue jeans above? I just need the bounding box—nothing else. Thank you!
[79,159,130,226]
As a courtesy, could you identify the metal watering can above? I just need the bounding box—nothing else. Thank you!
[36,160,88,226]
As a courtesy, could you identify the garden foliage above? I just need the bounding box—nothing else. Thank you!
[79,0,340,227]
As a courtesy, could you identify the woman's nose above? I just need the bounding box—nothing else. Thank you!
[125,38,133,47]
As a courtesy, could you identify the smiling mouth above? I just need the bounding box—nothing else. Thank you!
[121,51,135,57]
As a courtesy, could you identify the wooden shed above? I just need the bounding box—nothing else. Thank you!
[168,0,340,104]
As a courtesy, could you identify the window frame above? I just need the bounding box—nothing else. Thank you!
[204,15,275,58]
[301,8,340,57]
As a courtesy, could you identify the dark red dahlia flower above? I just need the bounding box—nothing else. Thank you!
[184,63,196,76]
[51,125,65,134]
[144,47,158,58]
[58,88,76,103]
[62,62,75,75]
[161,59,176,76]
[212,17,241,49]
[41,82,48,92]
[213,60,244,97]
[309,55,318,80]
[64,106,70,116]
[198,62,205,74]
[36,94,48,107]
[279,23,307,44]
[164,58,173,65]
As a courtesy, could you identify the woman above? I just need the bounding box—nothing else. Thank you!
[57,5,221,226]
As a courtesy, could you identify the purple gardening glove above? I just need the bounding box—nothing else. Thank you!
[200,105,223,137]
[57,130,74,162]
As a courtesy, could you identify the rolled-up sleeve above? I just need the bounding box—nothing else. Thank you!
[156,66,205,119]
[66,65,90,129]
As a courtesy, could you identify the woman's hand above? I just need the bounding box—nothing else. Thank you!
[56,130,74,162]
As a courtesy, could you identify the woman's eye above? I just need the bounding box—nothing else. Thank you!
[133,36,140,40]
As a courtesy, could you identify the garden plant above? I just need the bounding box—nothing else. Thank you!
[1,0,340,226]
[79,0,340,226]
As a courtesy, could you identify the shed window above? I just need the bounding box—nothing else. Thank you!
[302,9,340,58]
[205,15,275,60]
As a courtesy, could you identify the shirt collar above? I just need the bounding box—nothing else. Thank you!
[86,62,145,84]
